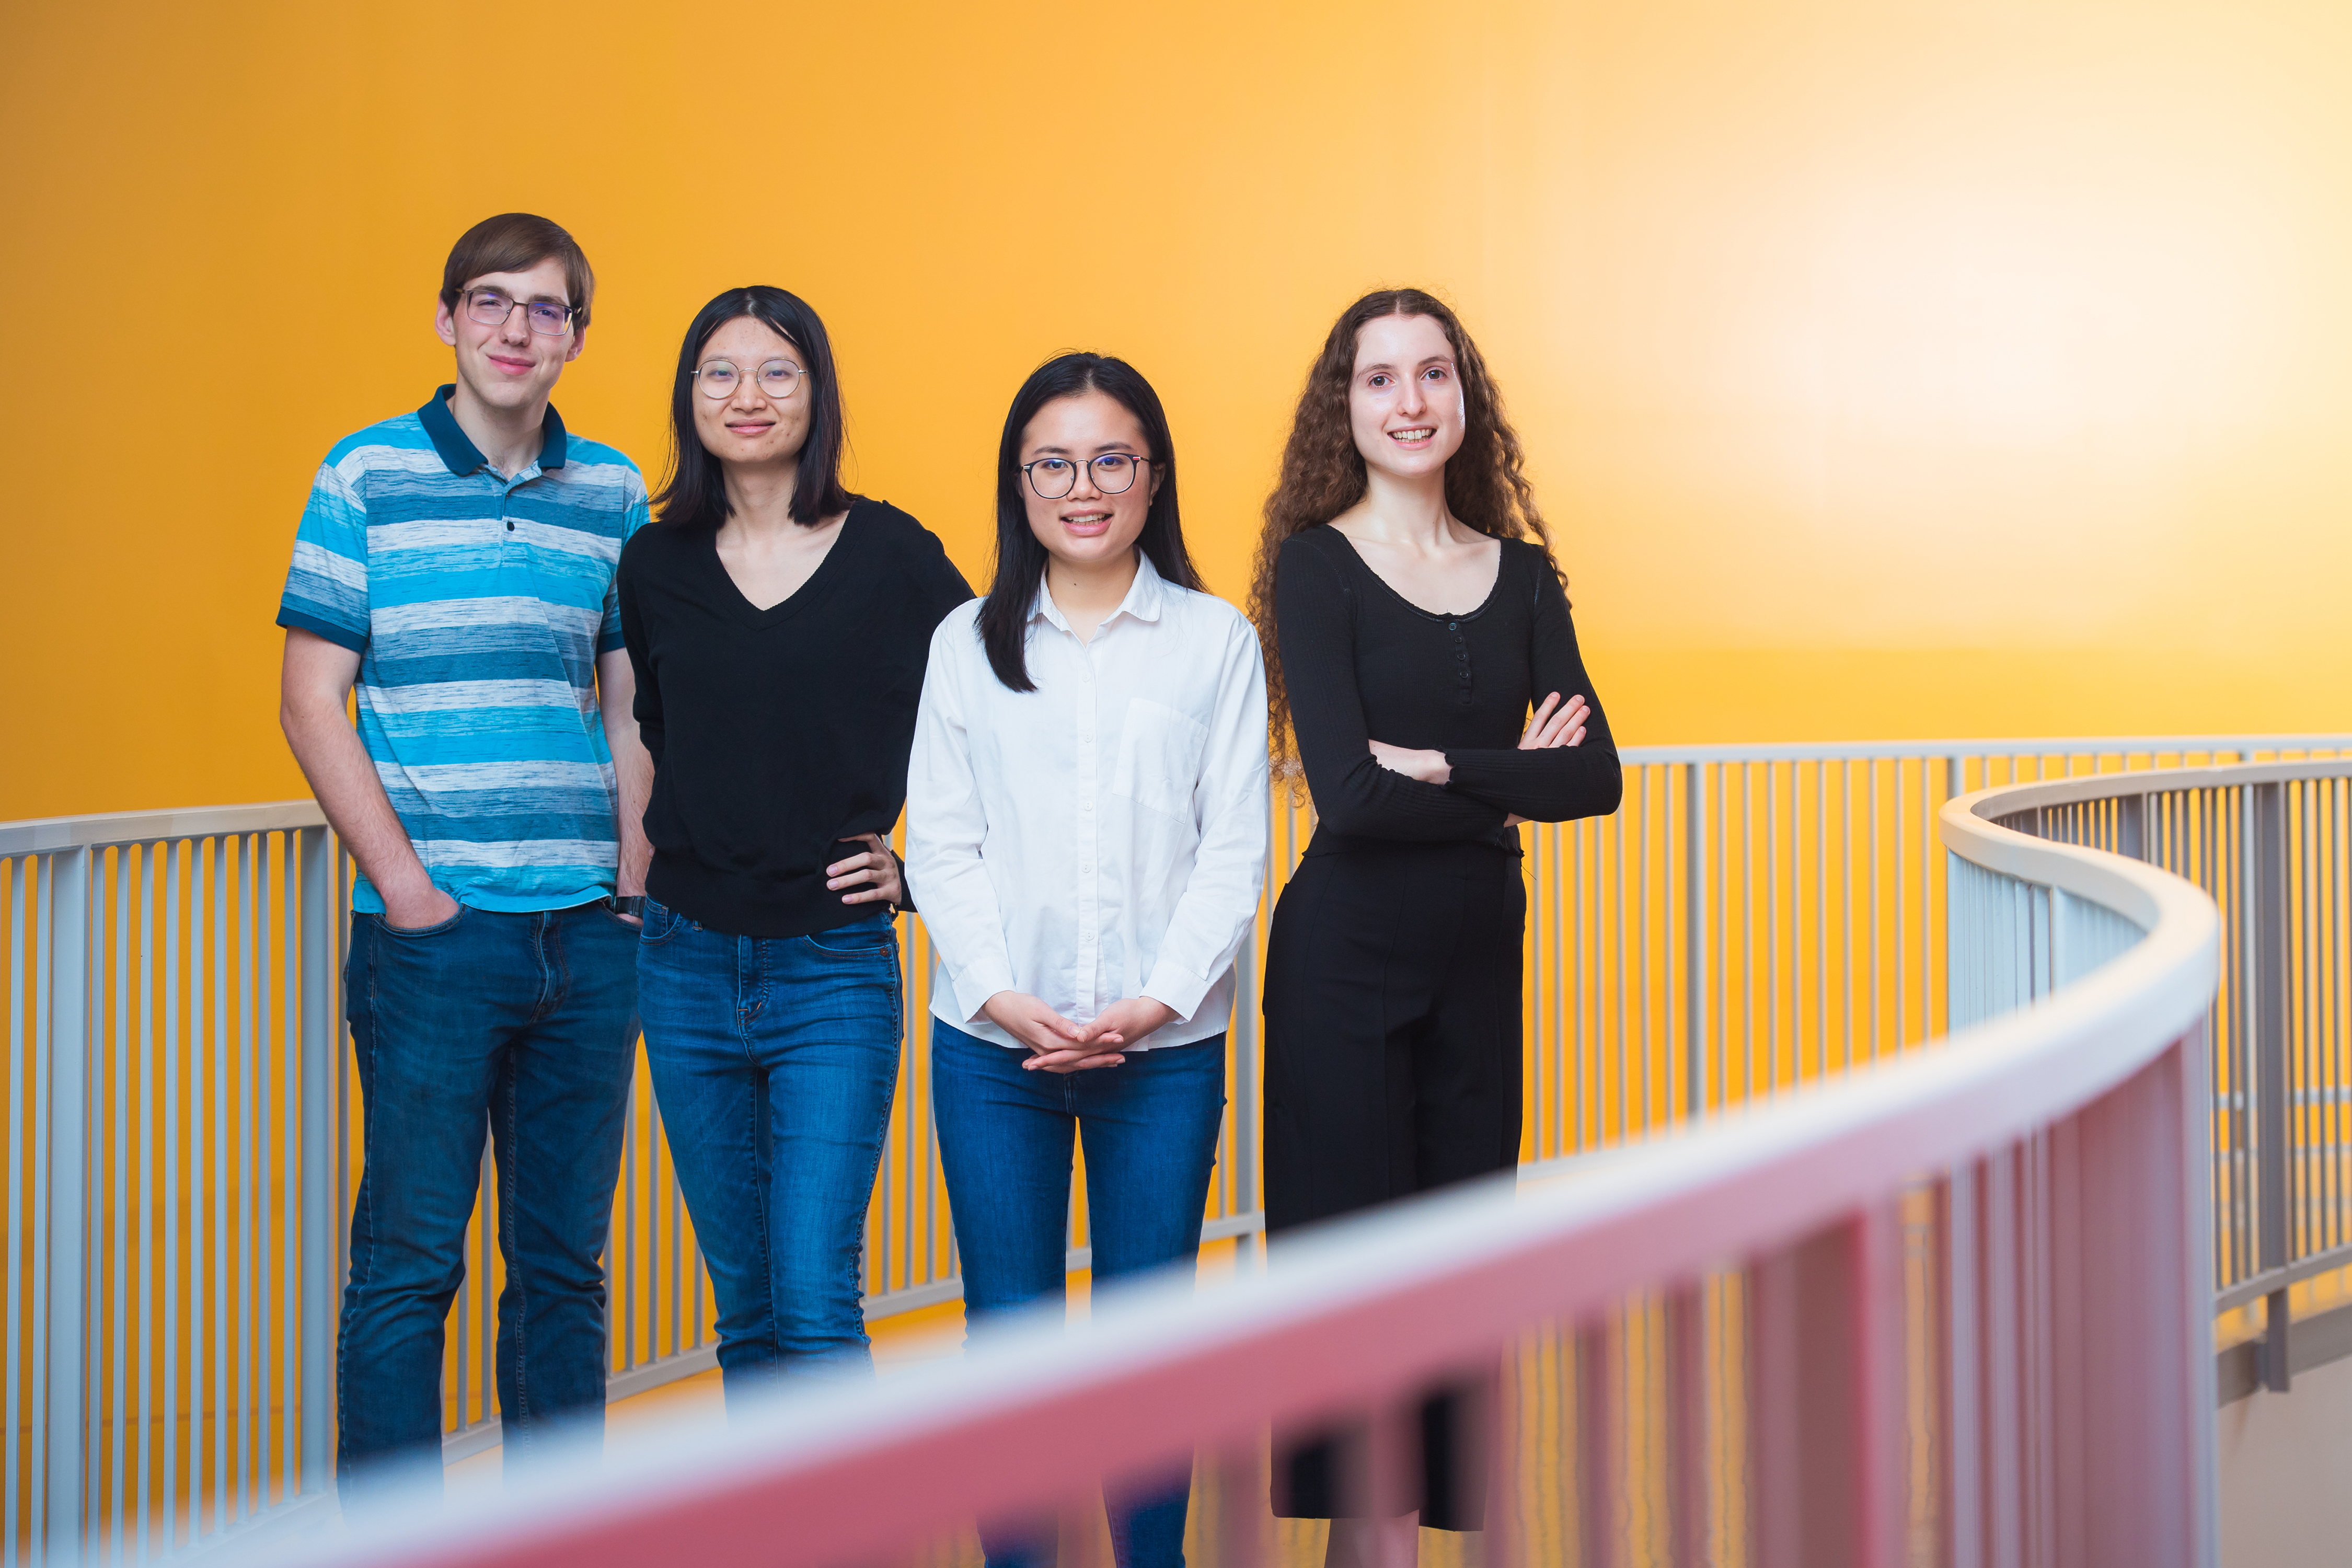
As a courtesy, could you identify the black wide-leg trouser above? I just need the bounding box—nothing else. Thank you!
[1262,836,1525,1531]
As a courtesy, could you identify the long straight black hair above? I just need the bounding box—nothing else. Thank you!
[652,285,855,529]
[978,353,1205,692]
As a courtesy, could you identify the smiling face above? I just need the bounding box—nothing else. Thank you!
[689,315,813,470]
[1347,312,1466,481]
[433,254,584,414]
[1018,389,1159,574]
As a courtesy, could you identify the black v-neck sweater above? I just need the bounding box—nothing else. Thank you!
[1274,526,1622,850]
[616,499,974,936]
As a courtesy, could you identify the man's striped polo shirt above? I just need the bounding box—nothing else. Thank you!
[276,386,650,914]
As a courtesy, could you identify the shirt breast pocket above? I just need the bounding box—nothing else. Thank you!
[1110,697,1209,823]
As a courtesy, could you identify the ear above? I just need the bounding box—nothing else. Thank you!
[564,325,589,364]
[433,294,459,348]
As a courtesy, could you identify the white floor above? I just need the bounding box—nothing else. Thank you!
[2218,1352,2352,1566]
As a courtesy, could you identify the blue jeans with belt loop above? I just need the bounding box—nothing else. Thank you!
[338,900,640,1502]
[634,898,902,1406]
[930,1018,1228,1568]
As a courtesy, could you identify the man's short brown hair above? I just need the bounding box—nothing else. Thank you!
[439,213,596,331]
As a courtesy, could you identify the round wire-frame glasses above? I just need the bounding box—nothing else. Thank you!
[1022,453,1151,499]
[695,359,804,401]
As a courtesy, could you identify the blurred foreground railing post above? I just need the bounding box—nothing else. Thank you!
[1665,1283,1707,1568]
[2250,781,2290,1391]
[2055,1033,2218,1567]
[1749,1208,1903,1568]
[44,845,87,1567]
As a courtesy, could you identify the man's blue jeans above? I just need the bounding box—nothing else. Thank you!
[338,901,639,1501]
[931,1020,1227,1568]
[635,900,901,1404]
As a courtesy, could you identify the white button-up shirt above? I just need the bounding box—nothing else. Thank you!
[906,554,1270,1051]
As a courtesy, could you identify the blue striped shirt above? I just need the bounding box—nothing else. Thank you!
[276,387,650,913]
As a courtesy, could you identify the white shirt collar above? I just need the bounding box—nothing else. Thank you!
[1029,549,1170,632]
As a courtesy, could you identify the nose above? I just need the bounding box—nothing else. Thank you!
[1067,463,1104,501]
[1396,374,1427,417]
[498,303,533,345]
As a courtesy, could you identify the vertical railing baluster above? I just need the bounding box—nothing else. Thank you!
[1684,763,1706,1123]
[1944,1165,1982,1568]
[136,844,156,1559]
[212,835,229,1536]
[1666,1282,1707,1568]
[7,856,29,1568]
[1816,760,1829,1083]
[162,842,181,1554]
[47,842,90,1567]
[1576,1319,1618,1568]
[2252,781,2290,1390]
[299,828,331,1497]
[1768,761,1783,1094]
[237,835,258,1518]
[110,845,130,1559]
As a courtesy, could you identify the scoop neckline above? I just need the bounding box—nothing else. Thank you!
[1324,527,1507,623]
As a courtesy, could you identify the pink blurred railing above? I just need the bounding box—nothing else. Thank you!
[255,769,2222,1568]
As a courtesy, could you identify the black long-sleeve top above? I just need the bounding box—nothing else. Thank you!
[1273,526,1621,848]
[616,499,974,937]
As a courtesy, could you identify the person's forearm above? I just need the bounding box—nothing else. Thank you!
[280,694,436,906]
[604,710,653,897]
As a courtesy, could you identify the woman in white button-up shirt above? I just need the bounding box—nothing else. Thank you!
[906,353,1269,1568]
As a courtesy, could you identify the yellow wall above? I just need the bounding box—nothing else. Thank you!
[4,1,2350,822]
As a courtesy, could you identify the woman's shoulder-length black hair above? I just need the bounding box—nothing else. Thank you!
[651,284,856,529]
[978,352,1204,693]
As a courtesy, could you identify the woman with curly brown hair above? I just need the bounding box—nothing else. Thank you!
[1251,289,1621,1567]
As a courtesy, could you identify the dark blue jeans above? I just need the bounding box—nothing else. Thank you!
[931,1020,1227,1568]
[338,901,639,1501]
[635,900,901,1406]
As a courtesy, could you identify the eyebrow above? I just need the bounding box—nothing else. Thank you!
[1357,356,1455,375]
[1027,441,1144,457]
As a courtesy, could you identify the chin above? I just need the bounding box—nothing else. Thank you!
[475,378,547,408]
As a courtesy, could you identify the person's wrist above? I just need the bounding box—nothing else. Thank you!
[383,874,446,913]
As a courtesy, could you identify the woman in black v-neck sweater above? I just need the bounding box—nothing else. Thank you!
[620,496,970,934]
[615,287,969,1406]
[1250,291,1620,1560]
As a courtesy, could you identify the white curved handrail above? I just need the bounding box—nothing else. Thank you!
[259,778,2223,1568]
[0,798,323,856]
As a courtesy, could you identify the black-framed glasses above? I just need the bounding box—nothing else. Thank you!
[464,289,575,336]
[1022,453,1151,499]
[695,359,804,401]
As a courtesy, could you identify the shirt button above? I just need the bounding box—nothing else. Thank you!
[505,520,515,531]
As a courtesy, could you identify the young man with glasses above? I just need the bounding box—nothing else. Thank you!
[276,212,652,1501]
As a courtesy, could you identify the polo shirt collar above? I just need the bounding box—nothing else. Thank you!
[417,385,569,477]
[1030,549,1170,632]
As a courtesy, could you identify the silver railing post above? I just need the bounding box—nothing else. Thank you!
[2251,780,2291,1391]
[299,827,335,1489]
[46,845,89,1566]
[1682,763,1707,1121]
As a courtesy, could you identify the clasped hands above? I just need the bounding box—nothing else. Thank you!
[1367,691,1590,824]
[982,991,1179,1074]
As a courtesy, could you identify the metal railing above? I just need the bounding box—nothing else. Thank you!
[1982,760,2352,1399]
[271,759,2227,1568]
[4,734,2342,1562]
